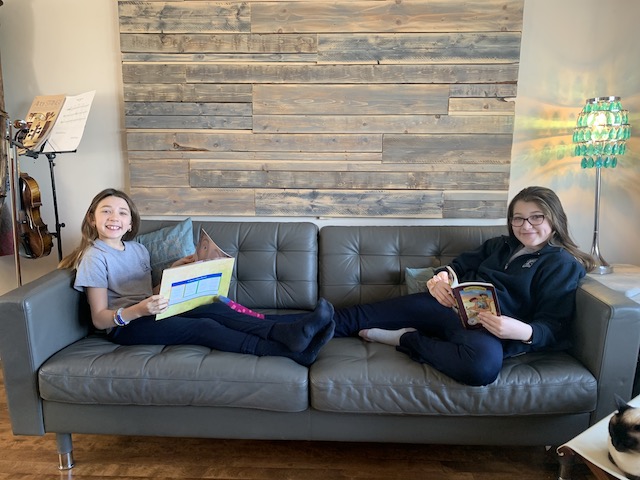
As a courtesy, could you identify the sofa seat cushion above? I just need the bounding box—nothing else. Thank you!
[310,338,597,416]
[39,336,309,412]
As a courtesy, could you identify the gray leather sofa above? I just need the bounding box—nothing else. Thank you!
[1,220,639,472]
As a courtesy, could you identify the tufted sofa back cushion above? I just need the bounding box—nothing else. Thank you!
[140,220,319,310]
[319,225,507,308]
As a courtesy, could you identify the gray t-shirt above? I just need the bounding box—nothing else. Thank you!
[74,239,153,310]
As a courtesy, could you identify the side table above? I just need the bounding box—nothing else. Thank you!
[588,264,640,305]
[558,395,640,480]
[588,264,640,397]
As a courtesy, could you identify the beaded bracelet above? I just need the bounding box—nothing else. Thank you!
[113,307,129,327]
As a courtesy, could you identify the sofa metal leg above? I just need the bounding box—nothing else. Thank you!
[56,433,75,470]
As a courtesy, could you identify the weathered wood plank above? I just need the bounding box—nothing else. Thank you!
[122,64,187,84]
[253,84,449,115]
[449,84,518,98]
[120,33,317,53]
[255,189,443,218]
[125,115,252,129]
[129,160,190,187]
[129,151,383,161]
[251,1,524,34]
[121,53,317,63]
[444,190,508,201]
[126,132,383,152]
[382,134,513,163]
[125,102,251,116]
[443,190,509,219]
[190,169,508,190]
[130,187,256,216]
[318,33,521,64]
[188,160,510,173]
[118,2,250,33]
[124,100,252,128]
[444,201,507,218]
[253,114,514,134]
[123,84,252,102]
[183,64,520,84]
[448,98,515,116]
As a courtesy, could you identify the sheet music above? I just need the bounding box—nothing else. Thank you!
[43,90,95,153]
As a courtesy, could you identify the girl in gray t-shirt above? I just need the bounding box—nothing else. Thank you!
[60,188,334,367]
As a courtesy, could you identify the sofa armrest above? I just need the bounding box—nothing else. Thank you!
[571,276,640,423]
[0,268,89,435]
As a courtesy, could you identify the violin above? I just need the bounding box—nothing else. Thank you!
[18,173,53,258]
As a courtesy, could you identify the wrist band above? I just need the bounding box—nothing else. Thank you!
[113,307,128,327]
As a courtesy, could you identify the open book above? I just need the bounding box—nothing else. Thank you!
[445,266,501,329]
[155,229,235,320]
[20,91,95,154]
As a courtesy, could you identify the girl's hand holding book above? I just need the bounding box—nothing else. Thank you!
[139,295,169,316]
[426,272,456,308]
[477,312,533,342]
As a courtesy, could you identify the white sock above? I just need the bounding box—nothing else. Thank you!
[358,328,417,346]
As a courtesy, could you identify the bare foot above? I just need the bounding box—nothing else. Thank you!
[358,328,417,346]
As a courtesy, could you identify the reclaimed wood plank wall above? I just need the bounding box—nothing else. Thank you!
[118,0,523,218]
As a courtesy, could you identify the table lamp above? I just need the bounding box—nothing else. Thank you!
[573,96,631,275]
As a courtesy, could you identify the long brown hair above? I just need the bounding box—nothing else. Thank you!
[508,186,595,271]
[58,188,140,269]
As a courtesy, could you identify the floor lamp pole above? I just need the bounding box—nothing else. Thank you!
[590,166,612,275]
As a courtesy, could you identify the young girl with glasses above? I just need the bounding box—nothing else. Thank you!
[332,186,595,386]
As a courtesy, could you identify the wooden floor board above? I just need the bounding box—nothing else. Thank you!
[0,364,595,479]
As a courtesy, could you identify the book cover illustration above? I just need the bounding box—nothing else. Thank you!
[155,229,234,320]
[451,282,501,329]
[21,94,66,152]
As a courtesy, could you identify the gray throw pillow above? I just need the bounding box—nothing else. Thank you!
[135,218,196,286]
[405,267,436,295]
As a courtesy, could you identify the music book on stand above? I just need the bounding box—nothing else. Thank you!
[20,90,95,155]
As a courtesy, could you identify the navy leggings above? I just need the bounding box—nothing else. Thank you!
[109,302,305,357]
[333,293,504,386]
[109,294,503,385]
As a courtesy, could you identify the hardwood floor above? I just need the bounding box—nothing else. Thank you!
[0,366,595,480]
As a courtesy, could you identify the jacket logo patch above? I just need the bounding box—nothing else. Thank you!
[523,259,538,268]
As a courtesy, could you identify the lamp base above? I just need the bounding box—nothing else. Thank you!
[591,263,613,275]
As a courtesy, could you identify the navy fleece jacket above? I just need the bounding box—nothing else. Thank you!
[445,235,586,358]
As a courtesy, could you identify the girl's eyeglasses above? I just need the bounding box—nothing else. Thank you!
[510,214,545,227]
